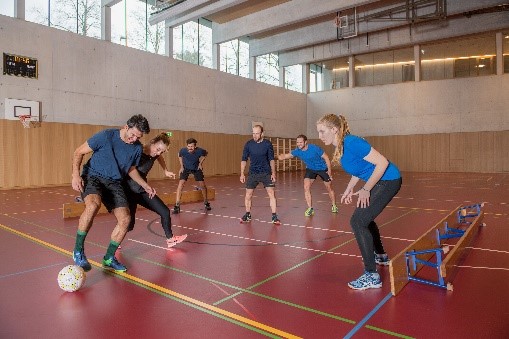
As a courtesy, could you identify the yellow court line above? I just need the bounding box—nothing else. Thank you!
[0,223,301,339]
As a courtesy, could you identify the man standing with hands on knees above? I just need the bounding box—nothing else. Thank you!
[71,114,154,272]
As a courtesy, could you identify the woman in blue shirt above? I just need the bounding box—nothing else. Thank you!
[317,114,402,290]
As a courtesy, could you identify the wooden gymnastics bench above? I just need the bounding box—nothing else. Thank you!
[389,203,485,296]
[62,188,215,218]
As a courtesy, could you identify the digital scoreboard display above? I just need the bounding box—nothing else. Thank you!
[3,53,38,79]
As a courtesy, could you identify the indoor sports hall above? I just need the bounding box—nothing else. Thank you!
[1,1,508,338]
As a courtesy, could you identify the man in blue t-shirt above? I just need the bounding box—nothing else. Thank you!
[172,138,211,214]
[278,135,338,217]
[71,114,154,273]
[240,125,280,225]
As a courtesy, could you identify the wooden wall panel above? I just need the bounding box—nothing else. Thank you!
[0,119,507,189]
[494,131,509,172]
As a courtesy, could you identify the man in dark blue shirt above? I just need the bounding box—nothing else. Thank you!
[240,125,280,225]
[71,114,154,273]
[173,138,211,214]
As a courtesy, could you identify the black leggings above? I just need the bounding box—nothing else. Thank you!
[127,192,173,238]
[350,178,402,273]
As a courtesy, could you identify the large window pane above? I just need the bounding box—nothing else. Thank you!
[173,19,212,66]
[238,40,249,78]
[504,32,509,73]
[1,1,14,16]
[354,47,414,87]
[284,64,302,92]
[198,18,212,68]
[220,39,249,77]
[26,0,49,26]
[309,64,323,92]
[256,53,279,86]
[421,33,496,80]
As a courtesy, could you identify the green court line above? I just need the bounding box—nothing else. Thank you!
[1,209,416,338]
[0,223,301,339]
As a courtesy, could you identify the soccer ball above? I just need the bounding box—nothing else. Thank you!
[57,265,86,292]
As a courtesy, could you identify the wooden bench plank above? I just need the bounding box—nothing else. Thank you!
[62,188,215,218]
[440,211,484,279]
[389,205,461,296]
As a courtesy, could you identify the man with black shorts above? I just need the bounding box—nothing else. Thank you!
[71,114,154,272]
[240,125,280,225]
[278,134,338,217]
[173,138,211,214]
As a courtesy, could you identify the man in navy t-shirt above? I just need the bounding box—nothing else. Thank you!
[278,135,338,217]
[240,125,280,225]
[172,138,211,214]
[71,114,154,273]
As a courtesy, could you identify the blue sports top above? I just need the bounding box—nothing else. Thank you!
[82,129,142,181]
[179,147,208,170]
[340,135,400,182]
[291,143,327,171]
[242,139,274,174]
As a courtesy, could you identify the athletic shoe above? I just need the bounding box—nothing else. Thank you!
[375,253,390,266]
[204,202,212,211]
[173,204,180,214]
[348,272,382,290]
[271,214,281,225]
[167,234,188,249]
[331,204,339,213]
[304,207,314,217]
[102,256,127,272]
[73,250,92,272]
[240,212,252,223]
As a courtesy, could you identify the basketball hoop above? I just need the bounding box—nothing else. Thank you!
[19,115,37,128]
[334,15,348,28]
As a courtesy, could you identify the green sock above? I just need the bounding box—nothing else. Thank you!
[104,240,120,259]
[74,230,87,253]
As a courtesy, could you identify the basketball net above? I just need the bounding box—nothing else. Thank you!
[19,115,33,128]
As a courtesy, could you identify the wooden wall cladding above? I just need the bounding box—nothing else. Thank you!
[0,120,249,189]
[1,119,508,189]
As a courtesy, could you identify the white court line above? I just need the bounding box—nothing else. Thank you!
[453,265,509,271]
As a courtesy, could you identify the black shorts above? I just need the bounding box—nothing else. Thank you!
[81,175,128,212]
[180,169,204,181]
[304,169,331,182]
[246,173,275,189]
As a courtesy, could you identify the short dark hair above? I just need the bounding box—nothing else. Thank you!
[253,125,264,133]
[186,138,197,145]
[126,114,150,134]
[296,134,307,141]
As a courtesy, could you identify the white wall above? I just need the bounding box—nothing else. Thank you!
[0,15,306,138]
[307,74,509,137]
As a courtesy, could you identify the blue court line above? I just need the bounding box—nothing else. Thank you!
[343,292,393,339]
[0,261,68,279]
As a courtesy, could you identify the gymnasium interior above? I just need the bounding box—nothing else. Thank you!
[1,1,508,338]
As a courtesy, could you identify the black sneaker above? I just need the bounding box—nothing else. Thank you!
[240,212,252,223]
[102,256,127,272]
[204,202,212,211]
[173,204,180,214]
[271,214,281,225]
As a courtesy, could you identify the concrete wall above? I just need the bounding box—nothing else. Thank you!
[307,74,509,138]
[0,15,306,138]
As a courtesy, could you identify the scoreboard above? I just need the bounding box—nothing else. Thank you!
[3,53,38,79]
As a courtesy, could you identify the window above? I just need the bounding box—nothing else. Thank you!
[503,32,509,73]
[0,1,14,16]
[284,65,303,92]
[173,19,213,67]
[26,0,100,39]
[354,47,414,87]
[421,33,496,80]
[256,53,279,86]
[220,39,249,77]
[309,64,323,92]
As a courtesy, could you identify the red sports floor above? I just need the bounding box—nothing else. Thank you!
[0,171,508,338]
